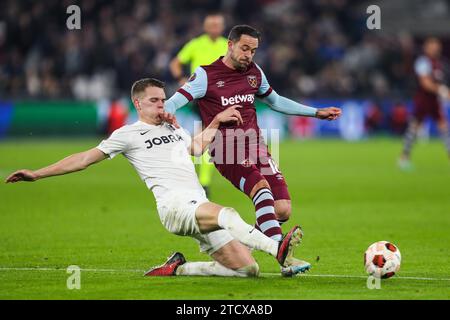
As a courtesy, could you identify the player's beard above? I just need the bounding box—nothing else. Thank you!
[231,53,250,71]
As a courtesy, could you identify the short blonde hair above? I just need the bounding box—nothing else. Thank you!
[131,78,165,100]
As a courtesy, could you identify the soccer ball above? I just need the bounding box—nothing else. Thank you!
[364,241,401,279]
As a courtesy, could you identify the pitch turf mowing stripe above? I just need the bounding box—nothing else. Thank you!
[1,267,449,282]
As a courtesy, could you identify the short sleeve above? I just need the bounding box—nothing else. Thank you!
[177,40,195,65]
[255,63,273,97]
[414,56,432,76]
[177,66,208,101]
[96,128,130,159]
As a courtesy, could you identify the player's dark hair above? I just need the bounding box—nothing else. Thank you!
[131,78,165,99]
[205,11,224,18]
[228,25,261,43]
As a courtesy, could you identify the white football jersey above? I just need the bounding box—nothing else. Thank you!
[96,121,204,205]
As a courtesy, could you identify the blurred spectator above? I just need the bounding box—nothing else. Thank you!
[107,100,129,134]
[390,102,409,135]
[365,103,384,134]
[0,0,448,101]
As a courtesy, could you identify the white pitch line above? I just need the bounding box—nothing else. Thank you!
[0,267,143,273]
[0,267,449,281]
[262,272,450,281]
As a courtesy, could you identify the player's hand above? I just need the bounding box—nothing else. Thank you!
[315,107,342,121]
[437,85,449,100]
[159,111,180,128]
[215,105,243,126]
[5,170,39,183]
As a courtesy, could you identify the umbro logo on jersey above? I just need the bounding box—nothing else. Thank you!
[216,80,225,88]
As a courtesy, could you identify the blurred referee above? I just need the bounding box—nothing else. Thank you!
[169,13,227,197]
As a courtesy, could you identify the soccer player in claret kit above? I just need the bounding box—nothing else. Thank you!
[399,37,450,169]
[165,25,342,273]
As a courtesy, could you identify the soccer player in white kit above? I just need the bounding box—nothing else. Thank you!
[5,78,304,277]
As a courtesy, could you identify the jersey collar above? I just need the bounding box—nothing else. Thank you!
[136,120,163,128]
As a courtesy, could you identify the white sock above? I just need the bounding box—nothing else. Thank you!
[217,207,278,257]
[176,261,259,277]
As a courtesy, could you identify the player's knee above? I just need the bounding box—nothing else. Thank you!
[275,201,292,221]
[221,207,240,220]
[237,262,260,277]
[255,179,271,189]
[217,207,242,231]
[250,180,271,198]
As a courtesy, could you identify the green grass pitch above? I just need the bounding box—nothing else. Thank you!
[0,138,449,299]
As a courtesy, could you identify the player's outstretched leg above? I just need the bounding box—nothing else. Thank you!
[144,250,259,277]
[176,260,259,277]
[176,240,260,277]
[146,240,260,277]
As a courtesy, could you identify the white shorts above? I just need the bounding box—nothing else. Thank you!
[157,190,234,255]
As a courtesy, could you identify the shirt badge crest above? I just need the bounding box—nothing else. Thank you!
[247,75,257,88]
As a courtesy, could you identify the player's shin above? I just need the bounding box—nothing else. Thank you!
[402,122,418,158]
[252,188,282,241]
[254,218,287,232]
[439,127,450,157]
[176,261,259,277]
[217,207,278,257]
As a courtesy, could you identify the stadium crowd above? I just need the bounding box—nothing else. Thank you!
[2,0,446,102]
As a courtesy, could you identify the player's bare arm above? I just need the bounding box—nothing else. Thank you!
[260,90,342,121]
[5,148,107,183]
[190,105,243,156]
